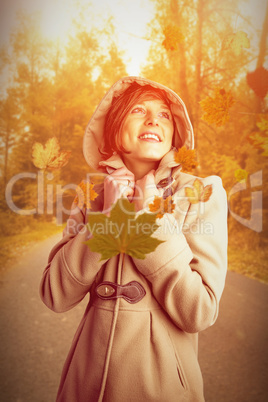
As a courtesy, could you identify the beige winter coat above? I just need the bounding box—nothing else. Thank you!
[40,77,228,402]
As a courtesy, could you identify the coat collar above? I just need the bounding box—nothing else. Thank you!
[98,149,182,185]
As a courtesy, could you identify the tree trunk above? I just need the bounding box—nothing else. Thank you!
[255,2,268,113]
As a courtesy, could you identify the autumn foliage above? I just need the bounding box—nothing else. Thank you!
[174,146,198,172]
[149,195,175,218]
[32,137,71,171]
[185,179,213,204]
[74,181,99,210]
[247,115,268,156]
[199,88,235,127]
[162,24,184,51]
[86,199,164,260]
[0,0,268,279]
[222,31,250,56]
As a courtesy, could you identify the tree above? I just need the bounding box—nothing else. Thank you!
[0,9,128,226]
[141,0,268,247]
[0,89,19,189]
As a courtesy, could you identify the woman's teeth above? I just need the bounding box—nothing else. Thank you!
[139,134,160,141]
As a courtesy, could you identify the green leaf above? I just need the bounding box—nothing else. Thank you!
[85,199,165,260]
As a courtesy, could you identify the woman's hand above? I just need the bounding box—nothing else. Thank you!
[103,167,135,215]
[133,170,159,212]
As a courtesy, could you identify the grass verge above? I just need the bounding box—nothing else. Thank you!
[0,224,267,284]
[228,244,268,284]
[0,222,64,275]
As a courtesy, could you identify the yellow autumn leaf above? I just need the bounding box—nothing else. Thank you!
[199,88,235,127]
[202,184,213,203]
[247,115,268,156]
[48,151,72,169]
[32,137,71,170]
[174,146,198,172]
[235,169,249,183]
[162,24,184,51]
[185,187,199,204]
[32,137,59,169]
[250,132,268,156]
[149,195,175,219]
[74,180,99,210]
[185,179,213,204]
[260,142,268,156]
[86,199,164,260]
[222,30,250,56]
[256,115,268,132]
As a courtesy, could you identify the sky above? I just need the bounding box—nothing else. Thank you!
[0,0,155,75]
[0,0,267,76]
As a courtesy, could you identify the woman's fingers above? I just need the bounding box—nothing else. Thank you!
[103,169,135,214]
[105,167,135,188]
[106,175,133,186]
[133,170,159,211]
[108,166,134,179]
[103,167,160,214]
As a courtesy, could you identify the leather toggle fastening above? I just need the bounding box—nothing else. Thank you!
[95,281,146,304]
[157,176,174,199]
[156,176,174,188]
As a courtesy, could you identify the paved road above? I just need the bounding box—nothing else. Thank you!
[0,234,267,402]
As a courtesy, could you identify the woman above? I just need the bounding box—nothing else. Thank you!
[40,76,228,401]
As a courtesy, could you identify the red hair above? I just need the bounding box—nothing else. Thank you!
[101,83,173,158]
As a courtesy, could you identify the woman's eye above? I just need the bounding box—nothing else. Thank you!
[159,112,170,119]
[131,107,145,114]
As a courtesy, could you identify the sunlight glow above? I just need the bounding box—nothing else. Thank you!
[0,0,266,76]
[31,0,155,76]
[39,1,74,41]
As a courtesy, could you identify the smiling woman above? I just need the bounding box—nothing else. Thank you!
[121,99,174,173]
[40,76,228,402]
[102,83,174,179]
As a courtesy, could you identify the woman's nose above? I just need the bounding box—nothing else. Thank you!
[145,113,158,126]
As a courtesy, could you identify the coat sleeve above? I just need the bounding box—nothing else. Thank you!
[39,204,107,313]
[133,175,228,333]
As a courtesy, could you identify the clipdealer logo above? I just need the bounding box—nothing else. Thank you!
[5,171,78,223]
[227,170,263,233]
[4,170,263,232]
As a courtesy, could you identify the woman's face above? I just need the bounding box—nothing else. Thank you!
[120,99,174,167]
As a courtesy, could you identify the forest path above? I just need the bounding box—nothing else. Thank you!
[0,233,267,402]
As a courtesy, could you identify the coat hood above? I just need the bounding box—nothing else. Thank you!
[83,76,194,170]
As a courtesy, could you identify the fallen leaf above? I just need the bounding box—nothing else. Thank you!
[174,146,198,172]
[162,24,184,51]
[149,195,175,219]
[256,115,268,132]
[32,137,71,170]
[185,179,213,204]
[248,132,268,156]
[74,180,99,210]
[235,169,249,183]
[222,30,250,56]
[86,198,164,260]
[247,115,268,156]
[199,88,235,126]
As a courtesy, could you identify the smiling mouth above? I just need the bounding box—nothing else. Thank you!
[138,133,162,142]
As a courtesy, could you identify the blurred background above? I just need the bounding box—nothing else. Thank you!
[0,0,267,283]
